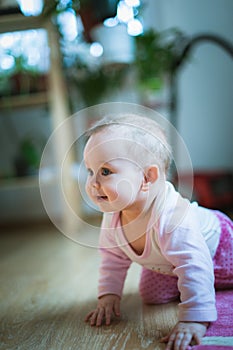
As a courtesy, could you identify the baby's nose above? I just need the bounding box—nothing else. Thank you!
[90,176,100,189]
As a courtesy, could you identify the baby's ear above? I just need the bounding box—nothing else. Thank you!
[141,166,159,192]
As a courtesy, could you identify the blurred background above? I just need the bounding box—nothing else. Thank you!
[0,0,233,228]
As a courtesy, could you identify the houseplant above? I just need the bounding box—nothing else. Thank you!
[0,52,47,97]
[134,28,186,93]
[66,58,128,107]
[42,1,187,107]
[63,27,187,108]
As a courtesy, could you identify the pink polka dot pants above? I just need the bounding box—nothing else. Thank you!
[213,211,233,289]
[139,269,180,304]
[139,210,233,305]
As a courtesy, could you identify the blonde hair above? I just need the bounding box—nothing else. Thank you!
[85,113,172,174]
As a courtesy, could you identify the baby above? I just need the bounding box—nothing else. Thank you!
[83,113,233,350]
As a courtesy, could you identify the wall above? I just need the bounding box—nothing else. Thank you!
[1,0,233,223]
[144,0,233,171]
[0,105,56,223]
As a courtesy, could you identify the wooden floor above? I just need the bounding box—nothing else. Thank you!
[0,222,179,350]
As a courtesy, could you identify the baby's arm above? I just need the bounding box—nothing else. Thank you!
[85,249,130,327]
[85,213,131,327]
[160,321,209,350]
[85,294,121,326]
[157,203,216,349]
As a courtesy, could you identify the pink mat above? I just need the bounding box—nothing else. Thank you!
[191,290,233,349]
[192,346,233,350]
[206,290,233,337]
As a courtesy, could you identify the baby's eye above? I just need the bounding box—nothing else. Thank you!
[101,168,112,176]
[87,168,94,176]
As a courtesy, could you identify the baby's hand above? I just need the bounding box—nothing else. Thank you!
[85,294,121,327]
[160,321,208,350]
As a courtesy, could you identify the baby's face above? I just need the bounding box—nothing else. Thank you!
[83,130,145,213]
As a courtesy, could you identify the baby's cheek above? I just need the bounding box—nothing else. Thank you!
[108,185,119,201]
[116,179,136,198]
[85,181,91,197]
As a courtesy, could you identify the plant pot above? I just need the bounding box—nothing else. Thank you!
[78,0,119,41]
[10,73,48,95]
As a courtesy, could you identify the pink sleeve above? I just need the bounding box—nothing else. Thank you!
[98,214,132,298]
[159,203,217,322]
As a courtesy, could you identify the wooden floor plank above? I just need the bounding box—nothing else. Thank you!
[0,225,178,350]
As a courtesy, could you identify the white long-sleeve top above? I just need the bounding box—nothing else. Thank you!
[98,182,220,322]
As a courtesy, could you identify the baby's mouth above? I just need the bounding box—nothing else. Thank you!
[97,195,108,201]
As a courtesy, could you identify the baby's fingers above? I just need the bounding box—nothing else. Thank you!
[85,303,118,327]
[160,335,169,343]
[105,305,113,326]
[113,299,121,317]
[178,332,193,350]
[85,308,105,326]
[96,308,105,326]
[85,310,95,322]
